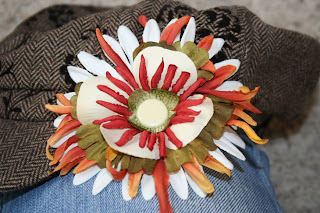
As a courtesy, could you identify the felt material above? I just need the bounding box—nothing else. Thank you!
[0,0,319,192]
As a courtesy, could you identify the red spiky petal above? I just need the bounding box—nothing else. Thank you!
[160,16,191,45]
[116,66,139,89]
[102,120,133,129]
[96,100,132,116]
[139,55,151,91]
[138,15,148,28]
[171,72,190,94]
[200,65,236,90]
[106,72,133,96]
[97,85,128,105]
[174,96,205,111]
[151,59,164,88]
[161,65,177,90]
[165,128,182,149]
[147,132,157,151]
[179,77,206,101]
[170,115,195,125]
[158,132,167,158]
[93,115,127,125]
[197,35,214,51]
[115,129,141,146]
[176,108,200,116]
[139,130,149,148]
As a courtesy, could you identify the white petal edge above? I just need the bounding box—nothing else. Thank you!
[122,173,132,201]
[102,35,132,70]
[51,129,76,148]
[222,127,246,149]
[180,17,196,48]
[59,142,78,161]
[67,66,94,83]
[216,81,243,92]
[77,51,124,80]
[214,59,240,79]
[56,92,76,106]
[208,38,225,59]
[168,95,214,149]
[209,148,234,170]
[164,18,180,42]
[214,138,246,161]
[118,26,139,65]
[185,165,206,198]
[169,168,188,200]
[92,168,113,195]
[73,165,101,186]
[143,19,161,43]
[53,114,67,128]
[141,174,156,200]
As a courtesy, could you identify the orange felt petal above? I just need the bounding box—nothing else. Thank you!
[232,108,257,126]
[106,160,127,181]
[160,16,191,45]
[128,170,144,198]
[233,101,262,114]
[198,35,214,51]
[73,158,97,174]
[56,94,71,106]
[201,155,231,176]
[138,15,148,27]
[153,159,172,213]
[200,60,216,74]
[45,104,73,114]
[57,115,73,131]
[106,147,118,161]
[183,160,214,194]
[60,157,84,176]
[227,120,269,144]
[52,146,86,173]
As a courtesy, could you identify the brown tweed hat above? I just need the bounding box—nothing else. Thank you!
[0,0,319,192]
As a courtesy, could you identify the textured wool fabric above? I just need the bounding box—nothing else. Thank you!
[0,0,319,192]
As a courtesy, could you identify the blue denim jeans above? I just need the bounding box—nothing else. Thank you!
[0,136,282,213]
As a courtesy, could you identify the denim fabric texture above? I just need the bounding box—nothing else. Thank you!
[0,136,282,213]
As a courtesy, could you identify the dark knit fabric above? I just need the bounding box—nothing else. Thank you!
[0,0,319,192]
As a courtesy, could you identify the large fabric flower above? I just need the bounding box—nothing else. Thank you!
[45,15,268,212]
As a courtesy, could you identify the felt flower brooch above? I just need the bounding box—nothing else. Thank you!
[45,15,268,213]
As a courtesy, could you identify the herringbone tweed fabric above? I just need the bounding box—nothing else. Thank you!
[0,0,319,192]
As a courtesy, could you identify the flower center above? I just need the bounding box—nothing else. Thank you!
[136,99,168,128]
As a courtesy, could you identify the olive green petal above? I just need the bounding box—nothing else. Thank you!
[172,41,181,51]
[207,95,233,104]
[133,41,176,60]
[187,140,209,164]
[74,82,83,95]
[78,133,104,149]
[70,95,78,106]
[71,107,78,120]
[86,142,107,161]
[127,157,144,174]
[76,124,100,138]
[181,41,209,69]
[120,154,131,171]
[96,149,107,168]
[197,70,214,81]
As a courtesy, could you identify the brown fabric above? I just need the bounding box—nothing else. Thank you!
[0,0,319,192]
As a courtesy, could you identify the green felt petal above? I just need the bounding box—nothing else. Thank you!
[133,41,176,60]
[181,41,209,69]
[197,70,214,81]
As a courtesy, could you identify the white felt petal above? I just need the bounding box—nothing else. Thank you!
[143,19,161,43]
[92,168,113,195]
[118,26,139,65]
[59,142,78,162]
[122,173,132,201]
[67,66,93,83]
[76,77,129,125]
[56,92,76,106]
[168,95,214,149]
[132,46,197,95]
[222,127,246,149]
[214,59,240,79]
[214,138,246,161]
[51,129,76,148]
[180,17,196,48]
[73,165,101,186]
[53,114,67,128]
[141,174,156,200]
[100,127,160,159]
[216,81,243,92]
[77,51,123,80]
[102,35,131,70]
[209,148,234,170]
[169,168,188,200]
[208,38,225,59]
[164,18,180,42]
[185,166,206,198]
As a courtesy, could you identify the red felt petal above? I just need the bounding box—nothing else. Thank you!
[196,87,260,101]
[171,72,190,94]
[106,72,133,96]
[233,101,262,114]
[158,132,167,158]
[197,35,214,51]
[170,115,195,125]
[147,132,157,151]
[107,160,127,181]
[165,128,182,149]
[139,55,151,91]
[102,120,133,129]
[160,16,191,45]
[161,65,177,90]
[153,159,173,213]
[96,100,132,116]
[138,15,148,28]
[175,108,200,116]
[151,59,164,88]
[179,77,206,101]
[174,96,205,111]
[93,115,128,125]
[115,66,139,89]
[139,130,149,148]
[200,65,236,90]
[115,129,141,146]
[97,85,128,105]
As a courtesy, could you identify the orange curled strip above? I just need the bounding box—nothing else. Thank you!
[198,35,214,51]
[73,159,97,174]
[200,60,216,74]
[201,155,231,176]
[227,120,269,144]
[232,108,257,126]
[128,170,144,198]
[106,160,127,181]
[45,104,73,114]
[56,94,71,106]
